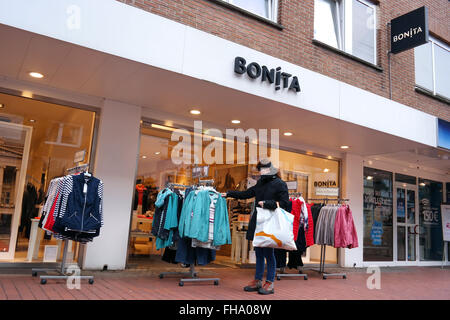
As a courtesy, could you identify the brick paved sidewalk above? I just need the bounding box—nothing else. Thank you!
[0,266,449,300]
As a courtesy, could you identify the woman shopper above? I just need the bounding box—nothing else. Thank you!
[224,159,290,295]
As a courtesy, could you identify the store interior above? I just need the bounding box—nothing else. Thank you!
[0,92,95,263]
[127,121,341,270]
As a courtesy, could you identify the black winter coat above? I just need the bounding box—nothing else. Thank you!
[226,174,291,240]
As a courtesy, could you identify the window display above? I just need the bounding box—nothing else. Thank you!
[363,167,393,261]
[0,92,96,262]
[419,178,443,261]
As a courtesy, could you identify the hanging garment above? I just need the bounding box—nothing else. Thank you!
[305,203,315,247]
[175,237,216,266]
[311,203,324,236]
[334,205,359,249]
[290,198,302,241]
[39,173,104,243]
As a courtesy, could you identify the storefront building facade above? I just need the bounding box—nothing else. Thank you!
[0,0,448,270]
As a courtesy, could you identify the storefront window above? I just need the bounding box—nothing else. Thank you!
[128,122,340,265]
[363,167,393,261]
[419,178,443,261]
[0,92,96,262]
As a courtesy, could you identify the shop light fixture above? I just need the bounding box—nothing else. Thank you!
[284,132,293,136]
[0,103,4,108]
[29,72,44,79]
[231,120,241,124]
[141,155,147,159]
[190,109,201,115]
[327,156,333,160]
[155,152,160,155]
[366,176,373,180]
[151,123,176,132]
[419,182,426,187]
[340,145,350,149]
[29,119,36,123]
[323,168,330,173]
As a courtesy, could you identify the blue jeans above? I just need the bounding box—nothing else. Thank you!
[254,247,276,283]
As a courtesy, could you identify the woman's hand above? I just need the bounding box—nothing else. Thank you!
[221,193,227,197]
[258,201,265,208]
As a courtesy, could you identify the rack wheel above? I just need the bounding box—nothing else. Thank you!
[323,276,327,280]
[32,272,37,277]
[277,276,281,281]
[193,273,198,278]
[343,275,347,279]
[304,276,308,280]
[179,281,184,287]
[40,279,47,285]
[89,279,94,285]
[159,274,164,279]
[214,280,219,286]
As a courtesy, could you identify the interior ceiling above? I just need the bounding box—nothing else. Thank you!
[0,23,449,174]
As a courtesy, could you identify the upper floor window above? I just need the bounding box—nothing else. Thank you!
[314,0,377,65]
[221,0,278,22]
[414,36,450,99]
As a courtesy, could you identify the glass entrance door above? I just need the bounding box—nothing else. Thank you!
[394,183,419,263]
[0,122,32,260]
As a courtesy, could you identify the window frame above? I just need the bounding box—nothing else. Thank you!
[222,0,279,23]
[314,0,377,65]
[415,36,450,99]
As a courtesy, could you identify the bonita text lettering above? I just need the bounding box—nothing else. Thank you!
[234,56,301,93]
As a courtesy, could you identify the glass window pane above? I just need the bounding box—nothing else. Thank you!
[395,173,416,185]
[407,190,416,224]
[314,0,340,48]
[363,167,393,261]
[232,0,269,19]
[434,44,450,99]
[408,227,416,261]
[397,226,405,261]
[414,42,433,91]
[397,188,405,223]
[352,0,375,63]
[419,178,443,261]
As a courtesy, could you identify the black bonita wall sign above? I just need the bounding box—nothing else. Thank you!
[390,6,429,54]
[234,57,301,93]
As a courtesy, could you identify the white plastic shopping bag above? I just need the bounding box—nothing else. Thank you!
[253,205,297,251]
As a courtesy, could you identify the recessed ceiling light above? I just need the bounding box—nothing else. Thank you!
[327,156,333,160]
[366,176,373,180]
[340,145,350,149]
[323,168,330,173]
[419,182,426,187]
[29,119,36,123]
[231,120,241,124]
[0,103,4,108]
[29,72,44,79]
[284,132,293,136]
[155,152,160,155]
[141,155,147,159]
[190,109,201,115]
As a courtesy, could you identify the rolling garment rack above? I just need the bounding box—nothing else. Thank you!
[276,191,308,281]
[32,164,94,285]
[158,180,220,286]
[305,198,348,280]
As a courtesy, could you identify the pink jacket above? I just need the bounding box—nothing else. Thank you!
[334,205,358,249]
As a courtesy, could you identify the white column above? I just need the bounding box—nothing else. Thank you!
[83,99,141,270]
[339,153,364,268]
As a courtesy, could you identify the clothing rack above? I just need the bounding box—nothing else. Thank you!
[31,164,94,285]
[159,181,220,287]
[197,179,215,186]
[304,198,348,280]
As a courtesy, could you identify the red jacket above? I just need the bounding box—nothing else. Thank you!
[305,203,314,247]
[290,199,302,241]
